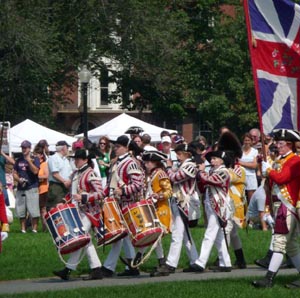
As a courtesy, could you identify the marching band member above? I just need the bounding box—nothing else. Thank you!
[253,129,300,288]
[101,135,144,277]
[133,150,173,269]
[152,143,199,276]
[53,149,104,281]
[211,131,247,270]
[187,145,233,273]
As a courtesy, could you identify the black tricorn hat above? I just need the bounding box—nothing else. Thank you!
[124,126,144,135]
[272,129,300,142]
[142,150,168,162]
[206,150,235,168]
[70,149,89,159]
[174,143,196,156]
[111,135,131,147]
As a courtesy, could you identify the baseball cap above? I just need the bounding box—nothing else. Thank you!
[20,140,32,148]
[56,140,70,147]
[161,136,172,144]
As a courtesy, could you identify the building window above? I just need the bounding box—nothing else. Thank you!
[100,68,109,106]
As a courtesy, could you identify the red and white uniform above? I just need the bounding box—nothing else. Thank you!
[105,153,144,206]
[195,165,232,269]
[103,153,144,272]
[164,158,199,268]
[64,164,104,271]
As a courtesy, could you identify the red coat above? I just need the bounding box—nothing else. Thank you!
[268,153,300,207]
[0,191,8,226]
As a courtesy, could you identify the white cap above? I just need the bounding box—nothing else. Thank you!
[161,136,172,144]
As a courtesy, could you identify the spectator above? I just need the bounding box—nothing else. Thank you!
[238,133,258,202]
[33,145,49,232]
[160,136,178,169]
[157,130,170,151]
[0,150,15,206]
[96,136,111,188]
[249,128,262,150]
[47,141,72,210]
[132,135,143,148]
[37,139,50,158]
[141,134,157,151]
[13,140,40,233]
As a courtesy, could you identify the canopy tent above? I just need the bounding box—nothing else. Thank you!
[75,113,177,143]
[9,119,77,153]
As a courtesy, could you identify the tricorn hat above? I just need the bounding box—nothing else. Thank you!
[70,149,89,159]
[125,126,144,135]
[174,143,196,156]
[112,135,131,147]
[272,129,300,142]
[142,150,168,162]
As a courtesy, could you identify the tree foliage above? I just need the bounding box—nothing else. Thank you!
[0,0,259,136]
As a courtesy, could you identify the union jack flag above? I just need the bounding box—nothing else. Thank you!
[244,0,300,134]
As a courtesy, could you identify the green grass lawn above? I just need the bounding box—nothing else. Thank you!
[1,215,300,298]
[0,216,273,281]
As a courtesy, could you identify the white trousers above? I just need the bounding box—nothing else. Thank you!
[67,213,101,271]
[103,235,135,271]
[196,199,231,268]
[165,200,198,268]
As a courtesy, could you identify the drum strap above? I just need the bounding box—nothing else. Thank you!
[175,199,192,244]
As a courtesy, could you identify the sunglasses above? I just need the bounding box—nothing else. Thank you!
[99,143,106,145]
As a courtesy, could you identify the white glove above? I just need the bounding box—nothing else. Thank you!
[263,213,274,228]
[261,161,271,177]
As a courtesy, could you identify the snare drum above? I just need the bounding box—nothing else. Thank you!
[122,199,163,247]
[45,204,91,254]
[95,197,127,247]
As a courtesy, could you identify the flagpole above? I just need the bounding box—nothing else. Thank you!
[243,0,267,160]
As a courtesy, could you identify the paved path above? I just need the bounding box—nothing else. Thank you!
[0,267,298,295]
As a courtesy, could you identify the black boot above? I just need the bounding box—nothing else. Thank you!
[53,267,72,280]
[158,257,166,267]
[255,250,273,269]
[234,248,247,269]
[117,259,140,277]
[83,267,103,280]
[286,274,300,289]
[150,263,175,277]
[252,270,277,288]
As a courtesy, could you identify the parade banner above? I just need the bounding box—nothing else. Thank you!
[244,0,300,134]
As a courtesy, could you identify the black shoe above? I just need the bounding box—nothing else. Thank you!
[254,250,273,269]
[117,268,140,277]
[83,267,103,280]
[53,267,71,280]
[183,263,204,273]
[209,266,232,272]
[101,266,114,278]
[150,264,175,277]
[252,270,276,288]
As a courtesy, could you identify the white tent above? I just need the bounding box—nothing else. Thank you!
[10,119,77,153]
[75,113,177,142]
